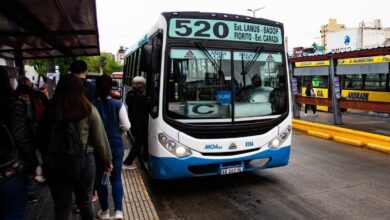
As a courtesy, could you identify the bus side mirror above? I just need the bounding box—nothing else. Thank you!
[140,45,153,73]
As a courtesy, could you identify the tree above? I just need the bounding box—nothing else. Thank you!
[80,52,123,74]
[56,57,76,75]
[31,59,48,85]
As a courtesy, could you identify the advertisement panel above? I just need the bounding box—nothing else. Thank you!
[326,29,359,53]
[341,90,390,102]
[338,55,390,65]
[302,87,329,111]
[295,60,330,67]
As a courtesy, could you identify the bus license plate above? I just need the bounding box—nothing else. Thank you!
[221,167,244,175]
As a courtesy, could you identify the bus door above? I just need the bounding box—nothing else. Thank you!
[140,33,162,164]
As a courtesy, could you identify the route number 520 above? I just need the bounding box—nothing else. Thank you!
[174,19,229,39]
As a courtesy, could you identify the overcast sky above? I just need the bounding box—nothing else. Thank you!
[96,0,390,53]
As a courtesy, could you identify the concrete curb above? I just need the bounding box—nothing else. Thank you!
[292,119,390,154]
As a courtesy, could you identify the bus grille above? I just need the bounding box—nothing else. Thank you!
[188,164,219,175]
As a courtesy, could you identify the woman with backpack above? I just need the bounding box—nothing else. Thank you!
[37,74,112,220]
[93,75,130,220]
[0,68,38,219]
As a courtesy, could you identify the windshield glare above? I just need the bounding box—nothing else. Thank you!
[166,48,287,120]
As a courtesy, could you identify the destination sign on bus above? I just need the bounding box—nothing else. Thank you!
[169,18,282,45]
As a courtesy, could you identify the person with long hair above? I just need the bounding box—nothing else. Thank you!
[0,67,38,219]
[37,74,112,220]
[93,75,130,220]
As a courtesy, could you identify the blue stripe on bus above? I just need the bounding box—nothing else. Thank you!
[148,146,291,180]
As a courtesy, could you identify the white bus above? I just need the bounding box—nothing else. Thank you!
[123,12,292,179]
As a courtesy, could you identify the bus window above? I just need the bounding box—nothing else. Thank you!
[233,52,286,118]
[166,48,232,119]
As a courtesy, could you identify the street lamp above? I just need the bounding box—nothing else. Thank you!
[247,7,265,17]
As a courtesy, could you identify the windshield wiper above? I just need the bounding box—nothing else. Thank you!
[240,46,264,86]
[195,42,223,74]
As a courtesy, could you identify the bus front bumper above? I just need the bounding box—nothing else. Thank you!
[148,146,290,180]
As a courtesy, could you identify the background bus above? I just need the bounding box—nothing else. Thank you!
[111,72,123,99]
[123,12,292,179]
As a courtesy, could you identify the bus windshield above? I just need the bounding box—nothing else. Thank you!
[166,47,287,121]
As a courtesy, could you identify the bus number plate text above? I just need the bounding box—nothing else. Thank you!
[221,166,244,175]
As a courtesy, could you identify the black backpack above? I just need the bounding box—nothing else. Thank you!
[0,100,18,170]
[44,120,88,179]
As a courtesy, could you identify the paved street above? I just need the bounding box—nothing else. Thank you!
[141,130,390,220]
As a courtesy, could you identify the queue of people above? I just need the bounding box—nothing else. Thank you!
[0,60,147,220]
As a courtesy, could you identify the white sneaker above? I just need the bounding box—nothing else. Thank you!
[114,210,124,220]
[123,164,137,170]
[97,210,110,220]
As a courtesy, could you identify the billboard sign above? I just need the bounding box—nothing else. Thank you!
[326,29,358,53]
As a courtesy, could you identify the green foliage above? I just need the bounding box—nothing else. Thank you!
[80,52,123,74]
[30,52,123,76]
[56,57,75,75]
[31,59,48,76]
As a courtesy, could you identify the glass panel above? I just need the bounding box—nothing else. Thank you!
[343,74,364,90]
[233,51,286,118]
[167,48,232,119]
[365,73,388,90]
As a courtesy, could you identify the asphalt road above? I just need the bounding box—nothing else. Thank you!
[141,130,390,220]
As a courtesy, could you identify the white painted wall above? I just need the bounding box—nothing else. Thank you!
[24,65,39,84]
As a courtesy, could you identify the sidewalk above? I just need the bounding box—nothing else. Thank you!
[298,111,390,136]
[24,135,159,220]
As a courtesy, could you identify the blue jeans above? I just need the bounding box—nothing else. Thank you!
[96,138,124,211]
[0,172,28,220]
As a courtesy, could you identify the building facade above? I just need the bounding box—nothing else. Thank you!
[116,46,126,65]
[326,20,390,53]
[320,19,346,50]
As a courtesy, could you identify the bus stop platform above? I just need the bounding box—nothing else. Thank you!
[299,111,390,136]
[24,136,159,220]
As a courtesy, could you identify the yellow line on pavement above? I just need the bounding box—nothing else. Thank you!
[292,119,390,154]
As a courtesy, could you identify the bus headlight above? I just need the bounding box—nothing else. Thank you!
[268,125,291,149]
[158,133,192,158]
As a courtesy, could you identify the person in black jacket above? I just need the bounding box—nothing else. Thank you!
[0,68,38,220]
[18,76,49,107]
[70,60,99,205]
[123,76,148,169]
[70,60,96,101]
[305,83,318,116]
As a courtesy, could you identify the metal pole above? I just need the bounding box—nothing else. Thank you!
[247,7,265,18]
[14,57,24,77]
[289,62,299,118]
[329,58,342,125]
[47,59,56,98]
